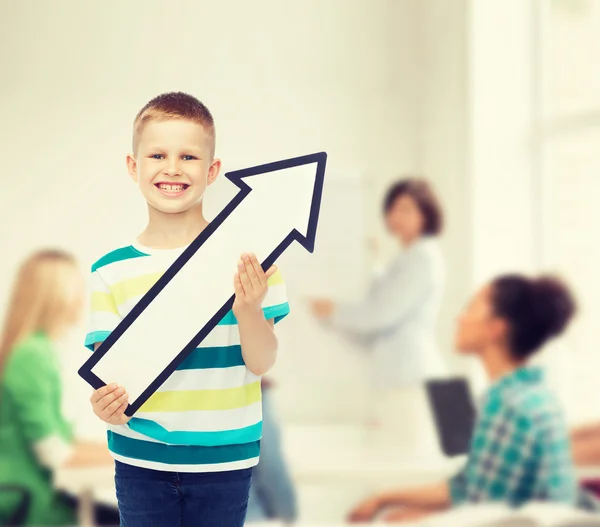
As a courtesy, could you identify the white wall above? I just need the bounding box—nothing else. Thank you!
[467,0,541,391]
[417,0,471,378]
[0,0,423,429]
[468,0,538,283]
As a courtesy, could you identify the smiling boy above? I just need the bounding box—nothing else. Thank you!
[85,92,290,526]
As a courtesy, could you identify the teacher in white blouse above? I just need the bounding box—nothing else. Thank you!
[310,178,448,447]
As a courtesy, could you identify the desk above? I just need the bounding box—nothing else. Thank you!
[54,447,600,526]
[55,449,463,526]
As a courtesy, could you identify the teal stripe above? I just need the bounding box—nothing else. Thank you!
[107,431,260,465]
[217,302,290,326]
[84,330,112,351]
[264,303,290,324]
[86,339,244,368]
[218,310,237,325]
[91,245,149,272]
[128,418,262,446]
[177,345,244,370]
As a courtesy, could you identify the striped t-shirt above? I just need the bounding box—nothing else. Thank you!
[84,242,290,473]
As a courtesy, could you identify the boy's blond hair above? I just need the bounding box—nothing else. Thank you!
[133,92,216,157]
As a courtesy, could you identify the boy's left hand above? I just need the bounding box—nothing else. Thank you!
[233,253,277,318]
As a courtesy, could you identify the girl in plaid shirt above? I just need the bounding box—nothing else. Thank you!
[348,273,578,523]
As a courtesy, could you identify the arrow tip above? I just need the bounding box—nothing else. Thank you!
[225,152,327,252]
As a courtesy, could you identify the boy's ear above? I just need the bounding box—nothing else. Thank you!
[126,153,138,183]
[207,158,222,186]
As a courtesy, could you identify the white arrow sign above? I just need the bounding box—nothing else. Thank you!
[78,152,327,416]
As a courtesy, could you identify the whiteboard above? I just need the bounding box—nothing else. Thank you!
[205,164,373,423]
[204,165,370,299]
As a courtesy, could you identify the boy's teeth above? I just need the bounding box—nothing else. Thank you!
[159,184,185,191]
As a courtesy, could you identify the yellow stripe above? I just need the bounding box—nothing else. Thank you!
[110,272,163,306]
[91,292,119,315]
[138,381,261,413]
[267,269,284,286]
[101,269,282,310]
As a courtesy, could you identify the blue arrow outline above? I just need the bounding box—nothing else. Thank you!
[78,151,327,416]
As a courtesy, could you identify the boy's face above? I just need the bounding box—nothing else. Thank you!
[127,119,220,215]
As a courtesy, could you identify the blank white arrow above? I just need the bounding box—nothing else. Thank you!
[79,152,327,415]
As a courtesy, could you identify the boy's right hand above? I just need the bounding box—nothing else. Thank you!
[90,383,131,425]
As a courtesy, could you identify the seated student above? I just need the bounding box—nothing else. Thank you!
[348,273,578,523]
[0,250,119,526]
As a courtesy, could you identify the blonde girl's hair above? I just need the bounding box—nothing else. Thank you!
[0,249,79,376]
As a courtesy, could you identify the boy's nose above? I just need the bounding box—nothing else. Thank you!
[164,161,181,176]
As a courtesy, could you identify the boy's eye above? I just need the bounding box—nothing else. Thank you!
[151,154,164,160]
[182,155,197,161]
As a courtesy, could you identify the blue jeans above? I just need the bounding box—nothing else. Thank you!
[114,461,252,527]
[245,389,298,523]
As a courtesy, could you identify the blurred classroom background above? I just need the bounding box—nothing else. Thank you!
[1,0,600,524]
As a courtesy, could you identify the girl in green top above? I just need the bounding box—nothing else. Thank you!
[0,249,119,526]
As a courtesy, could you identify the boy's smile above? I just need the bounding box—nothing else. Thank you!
[155,182,190,197]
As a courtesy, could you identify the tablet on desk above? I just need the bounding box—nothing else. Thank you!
[425,377,476,457]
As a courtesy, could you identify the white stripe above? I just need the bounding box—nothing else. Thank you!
[135,403,263,432]
[87,311,121,334]
[98,251,175,283]
[89,270,111,293]
[157,366,258,392]
[111,453,259,473]
[263,282,289,307]
[107,424,161,443]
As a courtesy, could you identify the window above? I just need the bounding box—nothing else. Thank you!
[539,0,600,423]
